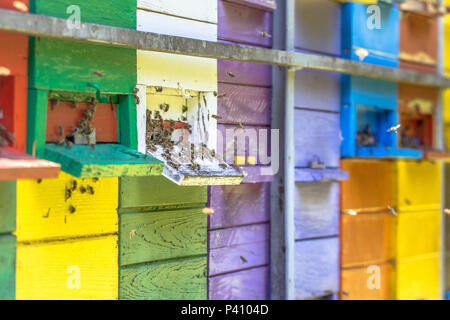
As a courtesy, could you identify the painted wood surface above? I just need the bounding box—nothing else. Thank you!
[119,208,206,267]
[208,266,269,300]
[446,251,450,293]
[0,235,15,300]
[218,59,272,87]
[119,256,207,300]
[294,0,341,56]
[218,0,273,47]
[16,172,118,242]
[16,235,118,300]
[0,181,15,234]
[340,263,392,300]
[294,182,340,240]
[294,69,340,112]
[209,183,270,229]
[341,159,393,212]
[294,168,348,182]
[208,223,269,276]
[341,212,392,267]
[294,237,339,300]
[399,59,437,74]
[0,32,28,77]
[0,0,28,11]
[119,176,207,210]
[225,0,276,11]
[294,109,340,168]
[138,0,218,23]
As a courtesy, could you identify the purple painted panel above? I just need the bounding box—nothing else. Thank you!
[294,0,341,56]
[224,0,276,11]
[218,83,271,126]
[208,266,269,300]
[295,237,340,300]
[294,168,348,182]
[208,223,269,276]
[294,69,341,112]
[209,183,270,229]
[218,59,272,87]
[294,181,340,240]
[218,0,273,47]
[294,109,340,168]
[240,166,274,183]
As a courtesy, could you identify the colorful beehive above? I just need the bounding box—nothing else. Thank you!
[340,159,394,300]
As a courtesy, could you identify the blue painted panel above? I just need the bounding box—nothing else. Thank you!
[342,2,399,67]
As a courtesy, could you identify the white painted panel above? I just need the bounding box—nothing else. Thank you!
[135,84,147,154]
[138,0,218,24]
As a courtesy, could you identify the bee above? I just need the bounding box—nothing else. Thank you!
[168,160,180,169]
[237,122,244,129]
[219,163,227,169]
[79,186,87,194]
[211,115,222,120]
[260,31,272,39]
[227,71,235,78]
[387,124,401,134]
[69,180,77,191]
[387,205,397,216]
[182,105,188,113]
[87,185,95,195]
[37,179,42,184]
[213,91,218,97]
[210,149,216,157]
[341,291,350,297]
[93,71,105,78]
[93,177,99,182]
[42,208,50,218]
[159,104,170,112]
[55,139,65,146]
[202,207,214,215]
[190,163,200,171]
[217,94,227,99]
[240,256,248,263]
[129,229,137,239]
[71,101,77,109]
[68,205,76,214]
[65,188,72,201]
[155,87,163,93]
[147,143,157,152]
[133,87,139,94]
[180,116,187,122]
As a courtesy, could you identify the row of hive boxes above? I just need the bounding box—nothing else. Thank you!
[340,159,443,300]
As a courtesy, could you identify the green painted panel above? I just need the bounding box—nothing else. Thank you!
[120,208,207,267]
[0,235,16,300]
[43,143,164,178]
[29,38,136,94]
[119,176,207,209]
[119,256,207,300]
[26,89,49,157]
[31,0,136,29]
[0,182,16,234]
[119,95,137,149]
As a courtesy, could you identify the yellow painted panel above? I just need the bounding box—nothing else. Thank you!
[16,235,118,300]
[394,210,441,259]
[444,20,450,76]
[394,160,442,211]
[395,255,440,300]
[16,172,118,242]
[444,89,450,123]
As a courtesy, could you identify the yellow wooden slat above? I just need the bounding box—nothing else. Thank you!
[16,172,118,242]
[16,235,118,300]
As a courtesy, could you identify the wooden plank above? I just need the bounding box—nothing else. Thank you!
[209,183,270,229]
[16,172,118,242]
[0,181,16,234]
[26,88,48,157]
[138,0,218,24]
[217,83,271,125]
[218,58,272,87]
[43,144,164,178]
[294,109,340,168]
[399,58,438,74]
[294,69,340,112]
[341,212,392,267]
[294,237,339,300]
[340,263,392,300]
[0,0,28,11]
[119,176,207,209]
[294,168,348,182]
[0,235,15,300]
[208,223,269,276]
[224,0,276,11]
[120,208,206,267]
[119,256,207,300]
[294,0,341,56]
[16,235,118,300]
[208,266,269,300]
[0,31,28,77]
[118,94,137,149]
[294,181,339,240]
[218,0,273,47]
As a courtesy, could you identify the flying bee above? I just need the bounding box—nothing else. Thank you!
[387,124,401,134]
[227,71,235,78]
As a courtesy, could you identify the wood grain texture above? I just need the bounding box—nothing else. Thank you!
[119,176,207,209]
[294,0,341,56]
[341,159,393,212]
[16,172,118,242]
[294,237,339,300]
[208,266,269,300]
[0,181,16,234]
[208,223,269,276]
[119,256,207,300]
[218,58,272,87]
[341,212,392,267]
[218,0,273,47]
[120,208,206,267]
[340,263,392,300]
[0,235,16,300]
[294,109,340,168]
[294,182,339,240]
[294,69,340,112]
[16,235,118,300]
[217,83,271,125]
[209,183,270,229]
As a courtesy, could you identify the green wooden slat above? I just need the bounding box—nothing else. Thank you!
[119,95,137,149]
[119,208,207,267]
[0,235,16,300]
[26,89,49,157]
[43,143,164,178]
[119,256,207,300]
[0,182,16,234]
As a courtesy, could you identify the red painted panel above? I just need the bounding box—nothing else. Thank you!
[0,0,28,11]
[218,59,272,87]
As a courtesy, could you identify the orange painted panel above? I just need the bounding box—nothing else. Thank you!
[341,160,393,212]
[0,0,29,11]
[0,31,28,77]
[46,101,118,143]
[341,212,392,268]
[340,263,392,300]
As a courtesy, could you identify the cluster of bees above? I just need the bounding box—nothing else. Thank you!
[0,122,14,148]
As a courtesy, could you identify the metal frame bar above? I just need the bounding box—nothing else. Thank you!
[1,9,450,87]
